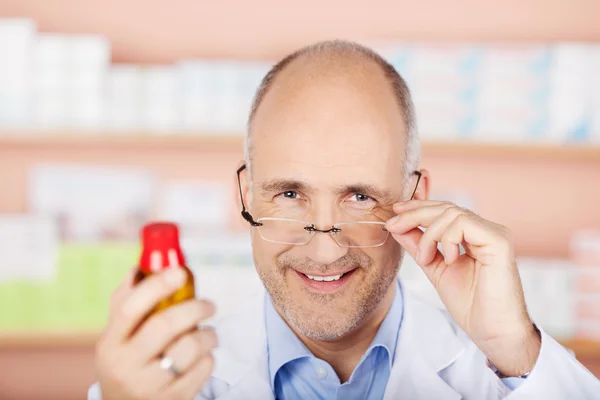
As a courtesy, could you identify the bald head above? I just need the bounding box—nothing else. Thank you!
[245,40,420,179]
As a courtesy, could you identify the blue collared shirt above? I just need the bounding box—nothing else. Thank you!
[265,281,403,400]
[265,281,524,400]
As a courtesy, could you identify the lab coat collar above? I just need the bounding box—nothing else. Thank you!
[212,280,465,400]
[383,283,465,399]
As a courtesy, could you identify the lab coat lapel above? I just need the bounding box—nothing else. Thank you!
[211,289,274,400]
[212,282,465,400]
[384,284,465,400]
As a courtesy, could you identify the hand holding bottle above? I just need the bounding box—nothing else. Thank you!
[94,223,217,400]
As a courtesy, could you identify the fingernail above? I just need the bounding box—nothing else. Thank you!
[387,215,400,227]
[164,268,186,288]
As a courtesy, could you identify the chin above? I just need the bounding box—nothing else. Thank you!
[287,298,359,340]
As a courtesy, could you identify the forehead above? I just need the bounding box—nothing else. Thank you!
[250,54,407,190]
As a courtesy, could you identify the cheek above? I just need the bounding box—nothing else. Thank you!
[251,231,294,274]
[364,240,402,274]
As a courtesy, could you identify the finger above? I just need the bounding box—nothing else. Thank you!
[108,268,138,316]
[139,328,218,394]
[417,207,464,265]
[130,299,216,363]
[441,240,461,265]
[386,203,454,234]
[440,216,467,264]
[165,354,215,400]
[161,328,218,376]
[394,199,447,210]
[104,268,188,346]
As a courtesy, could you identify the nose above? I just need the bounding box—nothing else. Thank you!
[305,231,348,264]
[304,225,348,264]
[303,199,348,264]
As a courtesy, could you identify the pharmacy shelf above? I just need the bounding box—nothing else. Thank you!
[0,330,100,348]
[1,330,599,358]
[0,132,245,149]
[421,141,600,162]
[1,133,600,161]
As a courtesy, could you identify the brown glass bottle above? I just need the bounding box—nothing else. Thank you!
[134,222,195,316]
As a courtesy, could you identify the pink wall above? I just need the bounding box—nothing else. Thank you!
[2,0,600,63]
[1,139,599,258]
[2,1,600,399]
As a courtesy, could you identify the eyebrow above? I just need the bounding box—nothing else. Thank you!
[258,179,395,202]
[259,179,310,193]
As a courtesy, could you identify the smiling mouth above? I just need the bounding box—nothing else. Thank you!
[301,272,349,282]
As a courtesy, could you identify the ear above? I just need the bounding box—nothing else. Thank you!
[411,169,430,200]
[233,160,251,212]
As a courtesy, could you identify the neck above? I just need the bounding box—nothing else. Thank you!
[294,283,397,383]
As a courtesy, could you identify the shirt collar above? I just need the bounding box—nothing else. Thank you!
[264,279,404,388]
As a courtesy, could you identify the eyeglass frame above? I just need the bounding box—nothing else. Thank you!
[236,164,422,245]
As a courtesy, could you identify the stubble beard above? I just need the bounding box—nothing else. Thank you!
[256,251,401,341]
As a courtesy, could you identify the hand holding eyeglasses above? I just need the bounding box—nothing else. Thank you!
[385,200,541,378]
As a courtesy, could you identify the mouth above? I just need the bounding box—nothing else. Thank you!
[294,268,357,292]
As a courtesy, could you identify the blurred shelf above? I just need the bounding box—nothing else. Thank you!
[0,132,244,149]
[1,133,600,161]
[0,330,100,348]
[563,339,600,358]
[0,330,599,358]
[422,141,600,162]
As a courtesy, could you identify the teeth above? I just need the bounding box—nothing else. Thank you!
[305,273,344,282]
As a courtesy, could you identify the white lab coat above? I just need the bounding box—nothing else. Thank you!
[89,281,600,399]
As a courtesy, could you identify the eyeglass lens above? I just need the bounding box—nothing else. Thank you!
[256,218,389,248]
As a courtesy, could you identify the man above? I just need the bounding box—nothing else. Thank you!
[90,40,600,399]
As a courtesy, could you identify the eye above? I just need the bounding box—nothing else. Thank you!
[274,191,303,201]
[282,191,298,199]
[344,193,377,210]
[348,193,373,202]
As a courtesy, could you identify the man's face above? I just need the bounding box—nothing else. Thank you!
[246,56,410,340]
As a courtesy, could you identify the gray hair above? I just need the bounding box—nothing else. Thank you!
[245,39,420,183]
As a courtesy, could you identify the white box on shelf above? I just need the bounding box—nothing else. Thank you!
[0,18,36,84]
[478,44,552,79]
[67,35,110,93]
[178,61,216,132]
[210,61,240,133]
[183,233,253,269]
[106,64,142,131]
[0,18,36,128]
[141,66,181,132]
[68,95,104,131]
[0,214,59,282]
[407,44,481,78]
[31,92,69,130]
[68,35,110,70]
[518,257,576,340]
[548,43,595,143]
[29,164,156,242]
[31,34,71,130]
[415,102,474,140]
[157,180,230,234]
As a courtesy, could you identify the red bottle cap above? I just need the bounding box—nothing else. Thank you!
[139,222,186,272]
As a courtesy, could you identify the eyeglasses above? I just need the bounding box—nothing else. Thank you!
[236,165,421,248]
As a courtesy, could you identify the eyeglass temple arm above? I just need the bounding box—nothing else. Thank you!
[237,164,262,227]
[410,171,422,200]
[237,165,421,226]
